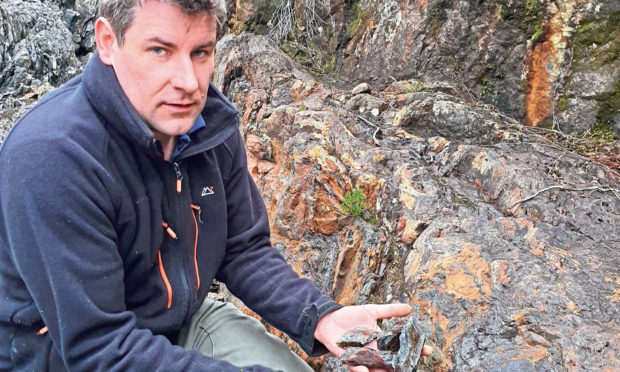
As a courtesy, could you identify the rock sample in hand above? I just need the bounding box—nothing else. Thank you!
[340,348,398,371]
[337,316,426,371]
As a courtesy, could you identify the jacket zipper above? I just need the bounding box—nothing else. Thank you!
[170,162,191,321]
[190,204,201,295]
[158,250,173,309]
[173,162,183,193]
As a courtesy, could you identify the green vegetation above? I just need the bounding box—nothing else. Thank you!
[573,12,620,70]
[556,96,568,113]
[478,65,496,97]
[494,4,504,22]
[574,122,618,157]
[403,81,427,93]
[299,105,307,111]
[531,22,543,42]
[594,78,620,128]
[571,12,620,134]
[341,189,367,217]
[587,122,617,144]
[281,40,332,73]
[345,0,373,50]
[347,1,362,36]
[515,0,543,42]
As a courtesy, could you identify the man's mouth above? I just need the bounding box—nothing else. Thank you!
[163,101,196,113]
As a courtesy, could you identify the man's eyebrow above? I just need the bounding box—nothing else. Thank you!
[144,37,215,50]
[145,37,176,48]
[195,41,216,49]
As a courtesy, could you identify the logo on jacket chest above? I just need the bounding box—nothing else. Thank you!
[201,186,215,197]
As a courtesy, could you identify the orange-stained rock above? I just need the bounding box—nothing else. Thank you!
[214,33,618,372]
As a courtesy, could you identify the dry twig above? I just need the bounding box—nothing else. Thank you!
[357,115,382,146]
[511,185,620,209]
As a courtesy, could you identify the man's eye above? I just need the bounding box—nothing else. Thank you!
[192,50,212,58]
[150,47,165,55]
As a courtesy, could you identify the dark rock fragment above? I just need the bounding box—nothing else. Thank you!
[340,347,397,371]
[397,317,426,372]
[379,317,408,334]
[377,332,400,352]
[336,327,380,347]
[339,316,426,371]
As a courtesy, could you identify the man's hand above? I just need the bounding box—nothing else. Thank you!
[314,304,433,372]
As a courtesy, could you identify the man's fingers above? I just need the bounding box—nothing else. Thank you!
[363,303,412,319]
[347,365,369,372]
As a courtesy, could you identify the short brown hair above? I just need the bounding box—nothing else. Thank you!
[99,0,227,45]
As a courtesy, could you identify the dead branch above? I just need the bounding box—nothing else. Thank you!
[357,115,382,146]
[511,185,620,209]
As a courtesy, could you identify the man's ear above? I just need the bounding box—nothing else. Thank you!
[95,17,117,66]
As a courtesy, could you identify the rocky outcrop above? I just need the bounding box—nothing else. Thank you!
[214,33,619,371]
[1,2,618,371]
[0,0,97,141]
[230,0,620,138]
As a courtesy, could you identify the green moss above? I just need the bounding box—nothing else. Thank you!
[245,0,279,34]
[556,96,568,113]
[478,65,496,97]
[494,4,504,22]
[513,0,543,41]
[519,78,529,94]
[427,5,445,39]
[403,81,427,93]
[573,12,620,70]
[531,23,543,42]
[347,1,362,36]
[594,77,620,129]
[588,122,618,143]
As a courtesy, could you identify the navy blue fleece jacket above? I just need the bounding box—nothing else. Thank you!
[0,52,341,371]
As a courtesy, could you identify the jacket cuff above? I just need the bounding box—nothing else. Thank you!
[298,301,343,357]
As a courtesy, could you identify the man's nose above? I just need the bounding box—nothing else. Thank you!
[171,56,199,93]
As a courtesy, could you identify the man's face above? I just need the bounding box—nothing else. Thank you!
[105,1,216,142]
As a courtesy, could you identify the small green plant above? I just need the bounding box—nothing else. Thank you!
[369,216,378,225]
[299,105,307,112]
[341,189,367,217]
[347,1,362,36]
[403,81,427,93]
[531,23,543,41]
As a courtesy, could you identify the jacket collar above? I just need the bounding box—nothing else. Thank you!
[82,51,239,160]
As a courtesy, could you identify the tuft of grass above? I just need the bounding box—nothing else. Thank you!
[341,189,367,217]
[347,1,362,36]
[403,81,427,93]
[531,23,543,41]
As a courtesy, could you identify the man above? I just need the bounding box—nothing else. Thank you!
[0,0,430,371]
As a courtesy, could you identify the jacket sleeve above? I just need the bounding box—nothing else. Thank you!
[0,131,273,372]
[215,130,342,356]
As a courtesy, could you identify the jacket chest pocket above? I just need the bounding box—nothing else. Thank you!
[189,166,228,292]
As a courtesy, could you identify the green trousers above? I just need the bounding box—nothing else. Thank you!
[177,299,315,372]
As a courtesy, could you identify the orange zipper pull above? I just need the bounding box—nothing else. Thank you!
[162,222,177,239]
[37,326,48,335]
[173,162,183,193]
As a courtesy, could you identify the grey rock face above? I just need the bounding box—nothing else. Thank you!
[0,0,96,143]
[557,10,620,137]
[0,1,80,94]
[232,0,620,138]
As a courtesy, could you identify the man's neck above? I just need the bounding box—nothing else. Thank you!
[155,134,176,161]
